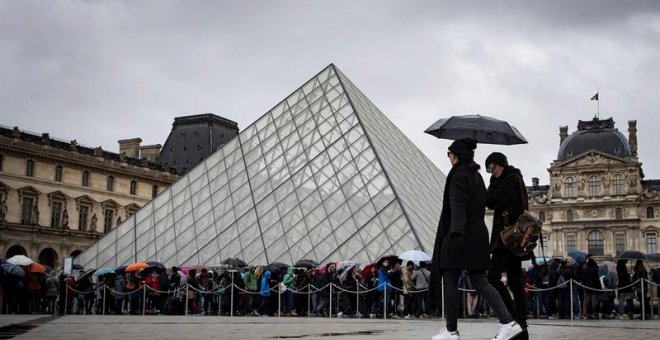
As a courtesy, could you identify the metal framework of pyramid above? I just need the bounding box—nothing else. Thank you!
[75,64,446,269]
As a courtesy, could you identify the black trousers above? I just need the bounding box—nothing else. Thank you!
[488,250,528,321]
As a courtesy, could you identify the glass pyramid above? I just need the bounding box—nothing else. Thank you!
[75,64,446,269]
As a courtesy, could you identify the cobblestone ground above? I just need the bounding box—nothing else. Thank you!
[2,316,659,340]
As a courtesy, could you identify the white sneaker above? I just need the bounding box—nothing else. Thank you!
[432,328,460,340]
[336,312,343,318]
[492,321,522,340]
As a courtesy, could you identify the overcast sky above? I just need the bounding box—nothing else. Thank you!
[2,1,659,184]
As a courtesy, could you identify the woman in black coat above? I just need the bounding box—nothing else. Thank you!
[429,138,521,340]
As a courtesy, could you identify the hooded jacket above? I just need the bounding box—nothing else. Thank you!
[282,267,295,290]
[260,271,272,297]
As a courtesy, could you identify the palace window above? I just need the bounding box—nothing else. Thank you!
[21,197,34,224]
[615,233,625,256]
[539,211,546,222]
[51,201,62,228]
[107,176,114,192]
[103,209,114,233]
[613,174,625,195]
[647,207,655,219]
[564,177,576,198]
[55,165,63,182]
[79,205,89,231]
[588,175,600,197]
[566,234,576,253]
[82,171,90,187]
[26,159,34,177]
[647,233,657,254]
[587,230,604,256]
[567,209,574,222]
[615,207,623,220]
[130,180,137,195]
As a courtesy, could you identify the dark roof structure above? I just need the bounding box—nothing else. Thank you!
[159,114,239,175]
[557,117,631,161]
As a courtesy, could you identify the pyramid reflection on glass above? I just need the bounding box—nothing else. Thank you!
[75,64,446,268]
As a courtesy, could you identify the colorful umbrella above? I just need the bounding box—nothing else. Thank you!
[125,262,149,272]
[361,263,378,279]
[1,262,25,277]
[24,262,48,273]
[7,255,33,266]
[93,267,116,277]
[399,250,432,264]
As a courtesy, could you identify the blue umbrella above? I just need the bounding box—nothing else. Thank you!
[114,265,127,275]
[93,267,115,277]
[567,250,587,263]
[1,262,26,277]
[534,257,551,265]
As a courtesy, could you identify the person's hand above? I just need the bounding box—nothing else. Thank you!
[451,232,467,250]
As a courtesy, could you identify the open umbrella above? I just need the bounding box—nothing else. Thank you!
[361,263,378,279]
[1,262,25,277]
[125,262,149,272]
[600,261,617,275]
[24,262,48,274]
[146,261,165,269]
[221,258,248,269]
[378,254,401,266]
[294,259,319,269]
[93,267,116,277]
[7,255,33,266]
[399,250,432,264]
[425,114,528,145]
[265,262,289,274]
[617,250,647,260]
[114,265,127,275]
[72,264,84,270]
[337,260,360,271]
[647,253,660,262]
[567,250,588,263]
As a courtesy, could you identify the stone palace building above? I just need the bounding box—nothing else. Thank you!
[528,117,660,259]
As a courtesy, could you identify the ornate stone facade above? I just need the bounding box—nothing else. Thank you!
[0,125,179,268]
[528,118,659,260]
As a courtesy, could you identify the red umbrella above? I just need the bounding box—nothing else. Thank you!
[24,262,48,273]
[361,263,378,279]
[125,262,149,272]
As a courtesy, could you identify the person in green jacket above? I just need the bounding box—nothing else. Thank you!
[243,267,259,316]
[282,267,297,316]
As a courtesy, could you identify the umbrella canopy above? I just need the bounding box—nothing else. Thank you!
[1,262,26,277]
[378,254,401,266]
[93,267,116,277]
[146,261,165,269]
[264,262,289,274]
[114,265,127,275]
[425,114,528,145]
[647,253,660,262]
[399,250,432,264]
[24,262,48,274]
[72,264,84,270]
[567,250,588,263]
[617,250,647,260]
[361,263,378,279]
[78,269,96,282]
[294,259,319,269]
[337,260,360,271]
[7,255,33,266]
[221,258,248,268]
[125,262,149,272]
[534,257,551,265]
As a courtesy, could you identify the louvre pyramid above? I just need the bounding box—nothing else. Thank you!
[75,64,446,269]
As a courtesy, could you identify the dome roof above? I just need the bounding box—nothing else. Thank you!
[558,117,631,161]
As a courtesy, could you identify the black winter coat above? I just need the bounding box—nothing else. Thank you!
[486,166,528,254]
[430,161,490,297]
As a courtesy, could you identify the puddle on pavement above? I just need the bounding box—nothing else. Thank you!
[272,330,383,338]
[0,316,57,339]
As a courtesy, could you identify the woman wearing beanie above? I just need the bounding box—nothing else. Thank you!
[430,138,522,340]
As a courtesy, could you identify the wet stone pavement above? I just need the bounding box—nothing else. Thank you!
[0,316,659,340]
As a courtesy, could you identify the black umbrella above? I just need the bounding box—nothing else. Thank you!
[647,253,660,262]
[114,265,127,275]
[221,258,248,268]
[425,114,528,145]
[378,254,401,266]
[264,262,289,274]
[617,250,647,260]
[146,261,166,271]
[294,259,319,269]
[72,264,84,270]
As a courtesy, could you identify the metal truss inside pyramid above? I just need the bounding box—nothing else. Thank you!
[75,64,446,269]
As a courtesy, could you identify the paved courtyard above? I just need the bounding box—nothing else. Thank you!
[1,316,659,340]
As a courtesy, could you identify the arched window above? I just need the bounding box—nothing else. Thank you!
[587,230,604,256]
[82,171,90,187]
[26,159,34,177]
[539,211,546,222]
[107,176,114,192]
[130,180,137,195]
[564,177,576,198]
[647,207,655,219]
[613,174,625,195]
[567,209,574,222]
[588,175,600,197]
[615,207,623,220]
[55,165,63,182]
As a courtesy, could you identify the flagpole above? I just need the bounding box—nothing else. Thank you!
[597,89,600,118]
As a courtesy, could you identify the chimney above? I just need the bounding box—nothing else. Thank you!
[559,126,568,145]
[532,177,540,188]
[118,138,142,158]
[628,120,638,157]
[140,144,162,163]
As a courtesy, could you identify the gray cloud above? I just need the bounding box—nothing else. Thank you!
[1,0,659,184]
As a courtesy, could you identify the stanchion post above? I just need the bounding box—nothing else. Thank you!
[231,274,235,317]
[441,277,445,320]
[642,279,646,320]
[142,285,147,315]
[103,285,106,316]
[329,284,333,319]
[570,279,574,321]
[356,284,360,318]
[383,284,387,320]
[64,285,68,316]
[307,284,311,318]
[185,284,189,316]
[278,285,282,318]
